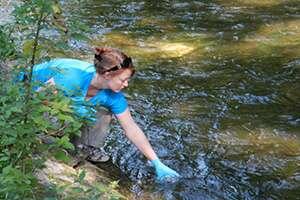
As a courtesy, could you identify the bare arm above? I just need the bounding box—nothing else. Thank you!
[116,108,180,180]
[116,108,158,161]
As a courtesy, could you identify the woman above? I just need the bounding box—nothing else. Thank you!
[31,47,180,181]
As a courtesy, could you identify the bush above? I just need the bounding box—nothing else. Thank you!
[0,26,15,61]
[0,75,83,199]
[0,1,124,199]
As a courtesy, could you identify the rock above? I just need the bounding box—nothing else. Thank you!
[35,157,127,199]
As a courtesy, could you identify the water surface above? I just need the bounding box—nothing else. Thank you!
[63,1,300,199]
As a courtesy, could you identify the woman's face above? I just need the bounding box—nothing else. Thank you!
[106,69,132,92]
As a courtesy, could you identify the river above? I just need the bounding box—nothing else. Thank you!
[7,0,300,199]
[59,1,300,199]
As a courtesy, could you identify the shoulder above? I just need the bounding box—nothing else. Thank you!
[34,58,93,71]
[103,89,126,102]
[100,90,128,115]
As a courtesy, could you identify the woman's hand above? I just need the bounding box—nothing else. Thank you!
[151,158,180,181]
[117,109,180,181]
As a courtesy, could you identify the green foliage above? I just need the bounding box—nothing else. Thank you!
[0,79,82,197]
[0,26,15,60]
[12,0,91,62]
[0,165,37,200]
[13,0,53,26]
[0,1,123,199]
[44,171,126,200]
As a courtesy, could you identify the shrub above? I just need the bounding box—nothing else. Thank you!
[0,1,124,199]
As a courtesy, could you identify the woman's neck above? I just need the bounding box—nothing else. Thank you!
[90,74,107,90]
[85,74,107,100]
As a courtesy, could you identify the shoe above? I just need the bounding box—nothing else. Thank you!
[77,144,110,163]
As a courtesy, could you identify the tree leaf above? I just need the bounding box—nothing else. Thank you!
[22,40,35,57]
[53,149,70,162]
[57,135,75,150]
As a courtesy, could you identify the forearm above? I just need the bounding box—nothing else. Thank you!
[126,125,180,180]
[123,122,158,161]
[116,109,180,180]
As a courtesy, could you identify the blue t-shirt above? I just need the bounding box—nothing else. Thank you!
[32,58,128,120]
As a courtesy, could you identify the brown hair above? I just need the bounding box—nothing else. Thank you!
[94,47,135,76]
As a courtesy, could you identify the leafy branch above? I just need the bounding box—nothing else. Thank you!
[24,11,47,120]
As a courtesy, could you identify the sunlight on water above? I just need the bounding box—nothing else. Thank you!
[219,19,300,59]
[146,42,194,58]
[247,20,300,55]
[216,127,300,156]
[97,32,200,59]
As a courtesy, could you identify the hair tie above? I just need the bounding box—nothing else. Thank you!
[94,54,102,61]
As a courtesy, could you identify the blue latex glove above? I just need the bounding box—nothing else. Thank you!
[151,158,180,181]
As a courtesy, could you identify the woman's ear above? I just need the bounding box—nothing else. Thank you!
[103,71,111,79]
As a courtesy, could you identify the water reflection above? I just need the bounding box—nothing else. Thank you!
[63,0,300,199]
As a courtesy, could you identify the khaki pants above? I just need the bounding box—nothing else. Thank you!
[73,107,112,148]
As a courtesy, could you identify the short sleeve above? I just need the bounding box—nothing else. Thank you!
[87,89,128,117]
[108,91,128,115]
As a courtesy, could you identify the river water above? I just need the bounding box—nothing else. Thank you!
[62,1,299,199]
